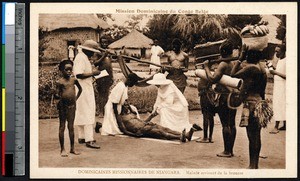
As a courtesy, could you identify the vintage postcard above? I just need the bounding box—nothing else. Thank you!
[30,2,297,179]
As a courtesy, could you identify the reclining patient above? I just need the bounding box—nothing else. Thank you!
[116,104,195,143]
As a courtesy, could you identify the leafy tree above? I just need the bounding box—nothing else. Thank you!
[101,25,130,46]
[226,15,262,30]
[39,27,50,61]
[145,14,175,50]
[99,14,150,46]
[275,15,286,42]
[96,14,114,22]
[147,14,229,51]
[125,14,150,31]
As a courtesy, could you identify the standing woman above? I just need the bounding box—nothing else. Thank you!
[269,44,286,133]
[231,46,268,169]
[147,73,192,132]
[164,39,189,93]
[149,39,164,75]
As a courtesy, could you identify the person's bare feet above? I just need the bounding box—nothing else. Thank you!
[192,123,203,131]
[70,150,81,155]
[269,128,279,134]
[186,128,195,141]
[196,138,210,143]
[180,129,186,142]
[216,151,232,158]
[259,154,268,159]
[60,149,68,157]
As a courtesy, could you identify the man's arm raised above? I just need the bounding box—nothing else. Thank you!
[203,60,226,83]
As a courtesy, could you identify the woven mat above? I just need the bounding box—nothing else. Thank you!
[115,134,200,145]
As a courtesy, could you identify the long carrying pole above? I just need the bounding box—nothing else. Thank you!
[195,56,239,67]
[97,47,173,68]
[98,47,239,69]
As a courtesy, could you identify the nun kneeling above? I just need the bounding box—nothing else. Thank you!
[147,73,192,132]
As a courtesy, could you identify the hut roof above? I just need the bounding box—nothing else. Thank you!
[39,14,109,31]
[108,29,153,49]
[261,15,282,44]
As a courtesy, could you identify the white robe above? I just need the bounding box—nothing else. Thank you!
[101,81,128,135]
[73,52,96,125]
[154,83,192,132]
[150,45,164,69]
[273,58,286,121]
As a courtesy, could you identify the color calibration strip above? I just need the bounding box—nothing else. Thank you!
[1,2,26,176]
[2,2,16,176]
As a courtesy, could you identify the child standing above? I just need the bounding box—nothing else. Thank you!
[55,59,82,157]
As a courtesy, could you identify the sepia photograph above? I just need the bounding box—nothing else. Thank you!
[30,2,297,179]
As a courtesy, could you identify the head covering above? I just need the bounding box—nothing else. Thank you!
[147,73,173,85]
[80,40,101,53]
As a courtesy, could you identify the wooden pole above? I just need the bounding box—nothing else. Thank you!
[97,47,173,68]
[195,56,239,67]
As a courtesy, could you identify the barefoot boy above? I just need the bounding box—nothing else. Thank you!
[55,59,82,157]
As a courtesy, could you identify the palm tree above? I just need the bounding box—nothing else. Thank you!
[168,14,227,47]
[147,14,244,51]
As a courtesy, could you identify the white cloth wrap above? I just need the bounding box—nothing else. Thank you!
[73,52,96,125]
[101,82,128,135]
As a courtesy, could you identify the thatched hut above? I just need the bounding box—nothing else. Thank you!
[108,29,153,58]
[39,14,109,61]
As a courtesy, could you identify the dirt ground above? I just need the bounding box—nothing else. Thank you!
[38,108,285,169]
[38,59,282,170]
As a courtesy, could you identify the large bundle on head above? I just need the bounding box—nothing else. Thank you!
[241,22,269,51]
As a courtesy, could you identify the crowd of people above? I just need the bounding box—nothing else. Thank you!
[52,36,286,169]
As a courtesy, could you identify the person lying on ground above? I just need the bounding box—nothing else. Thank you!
[115,104,195,143]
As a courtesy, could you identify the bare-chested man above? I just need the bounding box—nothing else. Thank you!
[202,40,237,157]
